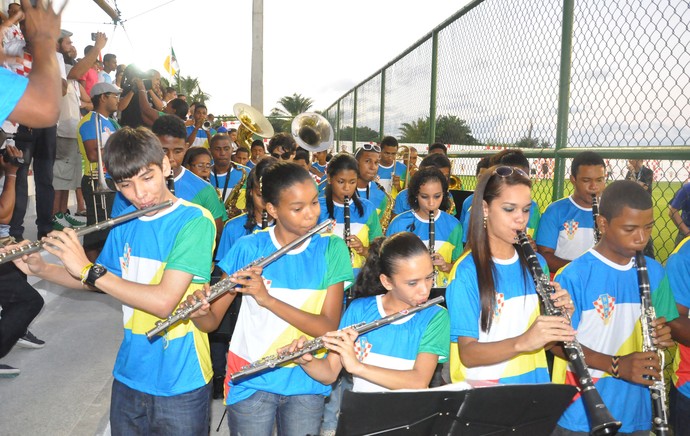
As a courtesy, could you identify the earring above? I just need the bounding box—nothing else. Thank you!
[483,215,488,229]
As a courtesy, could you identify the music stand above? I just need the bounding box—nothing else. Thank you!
[336,383,577,436]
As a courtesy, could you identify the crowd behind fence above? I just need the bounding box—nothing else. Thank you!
[321,0,690,263]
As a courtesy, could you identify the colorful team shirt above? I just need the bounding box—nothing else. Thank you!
[377,161,407,193]
[77,111,120,176]
[211,164,249,210]
[536,196,594,260]
[357,181,389,219]
[462,196,540,243]
[0,68,28,125]
[393,188,457,217]
[447,250,551,385]
[185,125,216,148]
[386,210,463,287]
[553,250,679,433]
[312,161,327,175]
[340,295,449,392]
[665,237,690,399]
[670,182,690,227]
[218,227,353,405]
[97,199,216,396]
[246,159,256,169]
[318,196,382,280]
[110,167,227,222]
[215,213,274,262]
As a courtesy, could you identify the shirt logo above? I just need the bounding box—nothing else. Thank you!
[593,293,616,324]
[262,278,272,290]
[493,292,505,320]
[120,242,131,273]
[564,219,579,240]
[354,337,372,362]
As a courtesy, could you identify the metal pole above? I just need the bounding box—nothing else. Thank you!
[380,69,386,140]
[552,0,575,202]
[336,99,341,152]
[353,88,358,154]
[429,30,439,145]
[250,0,264,113]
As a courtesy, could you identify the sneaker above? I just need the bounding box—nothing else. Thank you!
[0,364,20,378]
[75,210,88,217]
[63,211,87,228]
[51,213,72,231]
[16,330,45,349]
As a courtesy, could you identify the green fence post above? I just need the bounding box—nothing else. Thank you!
[353,88,358,154]
[552,0,575,202]
[429,30,439,145]
[380,69,386,140]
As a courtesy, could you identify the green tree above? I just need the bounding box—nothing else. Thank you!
[172,73,211,104]
[515,136,551,148]
[339,126,380,142]
[269,93,315,132]
[399,115,478,145]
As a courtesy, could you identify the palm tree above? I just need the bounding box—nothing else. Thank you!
[271,93,314,117]
[173,74,211,104]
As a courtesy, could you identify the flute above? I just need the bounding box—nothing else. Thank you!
[0,201,173,265]
[146,219,333,339]
[635,251,670,435]
[231,295,444,382]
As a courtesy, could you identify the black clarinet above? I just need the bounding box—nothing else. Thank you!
[635,251,670,435]
[516,231,621,435]
[428,209,435,257]
[166,172,175,195]
[591,194,601,244]
[343,195,356,303]
[261,209,268,229]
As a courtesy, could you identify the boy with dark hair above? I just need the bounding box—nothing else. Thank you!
[186,103,215,148]
[377,136,407,193]
[537,150,606,272]
[293,148,320,183]
[354,144,389,220]
[428,142,447,155]
[392,153,453,216]
[311,149,328,177]
[210,134,249,215]
[267,132,296,160]
[552,180,678,435]
[9,127,216,434]
[247,139,265,169]
[110,115,227,235]
[232,146,250,167]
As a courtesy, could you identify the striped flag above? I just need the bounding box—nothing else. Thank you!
[164,46,179,76]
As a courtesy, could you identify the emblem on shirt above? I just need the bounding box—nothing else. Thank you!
[354,337,372,362]
[593,293,616,324]
[120,242,131,273]
[564,220,579,240]
[493,292,505,320]
[262,278,272,290]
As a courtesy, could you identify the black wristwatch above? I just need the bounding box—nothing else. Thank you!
[85,264,108,287]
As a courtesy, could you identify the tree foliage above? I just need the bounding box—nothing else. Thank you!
[399,115,479,145]
[339,126,379,142]
[269,93,315,132]
[514,136,552,148]
[172,73,211,104]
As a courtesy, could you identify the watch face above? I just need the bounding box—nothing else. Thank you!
[92,264,107,275]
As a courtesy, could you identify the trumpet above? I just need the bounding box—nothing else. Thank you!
[0,202,173,265]
[146,219,334,339]
[231,295,444,382]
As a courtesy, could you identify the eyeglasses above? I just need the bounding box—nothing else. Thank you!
[271,151,293,160]
[191,163,212,169]
[493,165,529,179]
[355,143,381,157]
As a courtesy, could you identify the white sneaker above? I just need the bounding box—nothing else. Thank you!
[0,364,20,378]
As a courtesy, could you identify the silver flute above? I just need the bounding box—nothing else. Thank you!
[635,251,670,436]
[231,295,444,382]
[146,219,334,339]
[0,201,173,265]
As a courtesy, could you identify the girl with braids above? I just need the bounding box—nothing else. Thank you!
[190,161,352,436]
[285,232,449,393]
[215,156,278,262]
[319,153,382,279]
[385,167,463,287]
[445,165,575,385]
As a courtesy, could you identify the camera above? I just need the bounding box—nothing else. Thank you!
[142,79,153,91]
[91,32,97,41]
[0,131,24,167]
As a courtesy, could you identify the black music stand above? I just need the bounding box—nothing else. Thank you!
[336,383,577,436]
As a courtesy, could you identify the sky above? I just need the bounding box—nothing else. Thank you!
[53,0,472,116]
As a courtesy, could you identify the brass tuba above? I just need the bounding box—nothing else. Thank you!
[291,112,333,153]
[233,103,275,150]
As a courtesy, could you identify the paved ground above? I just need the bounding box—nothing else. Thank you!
[0,196,229,435]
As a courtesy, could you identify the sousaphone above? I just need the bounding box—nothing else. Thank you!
[233,103,275,149]
[291,112,333,152]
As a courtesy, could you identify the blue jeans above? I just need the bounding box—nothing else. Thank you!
[670,383,690,436]
[226,391,325,436]
[110,379,211,436]
[321,372,352,433]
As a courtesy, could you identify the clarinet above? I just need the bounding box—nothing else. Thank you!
[166,172,175,194]
[635,251,670,436]
[0,201,174,265]
[343,195,356,303]
[516,231,621,435]
[591,194,601,244]
[231,295,444,382]
[428,209,435,257]
[146,219,334,339]
[261,209,268,229]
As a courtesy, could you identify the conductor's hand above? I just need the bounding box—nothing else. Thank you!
[182,284,212,319]
[322,328,362,374]
[3,239,44,275]
[651,317,674,349]
[39,228,91,281]
[278,335,314,366]
[230,266,271,306]
[617,351,661,386]
[516,315,576,353]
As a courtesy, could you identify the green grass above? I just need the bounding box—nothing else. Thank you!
[458,176,683,263]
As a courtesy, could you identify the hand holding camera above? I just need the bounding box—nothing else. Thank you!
[1,144,25,171]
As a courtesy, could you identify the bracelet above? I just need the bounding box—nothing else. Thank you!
[610,355,620,378]
[5,174,16,178]
[80,263,94,284]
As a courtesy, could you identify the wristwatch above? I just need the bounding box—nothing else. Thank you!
[85,264,108,287]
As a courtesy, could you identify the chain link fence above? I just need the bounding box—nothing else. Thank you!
[322,0,690,264]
